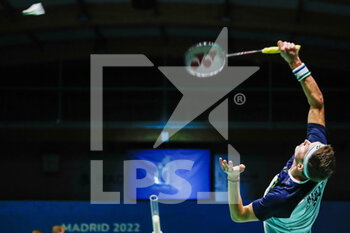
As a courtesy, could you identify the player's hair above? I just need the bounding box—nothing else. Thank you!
[308,145,336,181]
[52,225,65,233]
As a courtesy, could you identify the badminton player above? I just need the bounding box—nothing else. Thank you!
[220,41,336,233]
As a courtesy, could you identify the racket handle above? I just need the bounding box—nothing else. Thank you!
[262,45,301,54]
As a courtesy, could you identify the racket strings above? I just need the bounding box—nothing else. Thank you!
[190,50,218,70]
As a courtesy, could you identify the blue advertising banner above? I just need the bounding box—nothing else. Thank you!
[0,201,349,233]
[127,149,210,200]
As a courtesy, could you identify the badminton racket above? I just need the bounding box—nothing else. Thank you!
[185,42,301,78]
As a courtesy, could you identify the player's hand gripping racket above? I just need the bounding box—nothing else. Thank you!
[185,42,301,78]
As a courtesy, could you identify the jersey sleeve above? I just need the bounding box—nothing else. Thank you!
[307,123,327,144]
[252,190,295,221]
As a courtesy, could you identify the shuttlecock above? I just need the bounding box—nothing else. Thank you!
[22,3,45,16]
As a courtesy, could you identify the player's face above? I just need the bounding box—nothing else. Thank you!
[294,139,322,162]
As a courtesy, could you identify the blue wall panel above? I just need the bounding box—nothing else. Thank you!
[0,201,348,233]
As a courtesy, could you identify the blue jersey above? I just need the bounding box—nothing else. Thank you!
[252,123,328,233]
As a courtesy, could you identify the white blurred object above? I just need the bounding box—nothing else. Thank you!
[152,215,161,233]
[22,3,45,16]
[150,195,163,233]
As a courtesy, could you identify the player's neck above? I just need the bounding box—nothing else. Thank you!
[290,166,309,182]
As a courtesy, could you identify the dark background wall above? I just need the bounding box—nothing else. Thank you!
[1,1,350,232]
[0,58,349,201]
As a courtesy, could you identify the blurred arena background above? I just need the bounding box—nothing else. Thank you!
[0,0,350,232]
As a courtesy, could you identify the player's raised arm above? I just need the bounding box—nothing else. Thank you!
[278,41,325,126]
[219,158,258,223]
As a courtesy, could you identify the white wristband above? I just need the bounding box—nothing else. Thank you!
[292,63,311,82]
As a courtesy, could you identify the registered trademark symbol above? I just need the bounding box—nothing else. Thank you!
[233,93,246,105]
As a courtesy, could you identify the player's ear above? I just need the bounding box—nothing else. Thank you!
[297,163,303,172]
